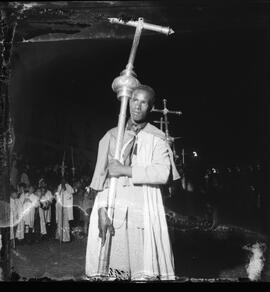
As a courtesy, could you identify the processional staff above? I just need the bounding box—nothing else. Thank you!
[153,117,168,132]
[60,151,66,178]
[59,151,66,245]
[152,98,182,138]
[71,146,75,183]
[97,17,174,276]
[152,99,182,160]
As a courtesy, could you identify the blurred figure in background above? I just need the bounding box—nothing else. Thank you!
[15,183,26,243]
[37,186,54,239]
[10,187,20,248]
[22,185,39,244]
[55,177,74,242]
[79,189,95,235]
[20,165,30,188]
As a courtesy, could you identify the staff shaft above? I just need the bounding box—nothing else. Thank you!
[107,95,129,219]
[97,20,143,276]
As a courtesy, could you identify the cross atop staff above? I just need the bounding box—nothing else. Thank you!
[71,146,75,182]
[153,117,168,132]
[152,99,182,162]
[152,98,182,137]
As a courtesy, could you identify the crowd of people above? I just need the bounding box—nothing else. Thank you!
[9,154,95,247]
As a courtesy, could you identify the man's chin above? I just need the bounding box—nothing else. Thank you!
[132,118,144,124]
[131,116,146,123]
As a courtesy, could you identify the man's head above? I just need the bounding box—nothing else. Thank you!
[38,178,46,188]
[28,186,35,194]
[129,85,155,124]
[10,186,18,199]
[40,187,47,196]
[18,183,26,193]
[61,177,66,185]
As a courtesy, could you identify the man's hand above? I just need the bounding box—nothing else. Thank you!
[98,207,115,246]
[108,159,132,178]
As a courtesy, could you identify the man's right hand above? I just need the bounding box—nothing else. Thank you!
[98,207,115,246]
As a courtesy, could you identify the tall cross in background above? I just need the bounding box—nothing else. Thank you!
[60,151,67,177]
[152,99,182,137]
[152,99,182,162]
[71,146,75,183]
[153,117,168,132]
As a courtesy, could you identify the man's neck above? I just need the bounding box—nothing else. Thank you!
[127,118,148,134]
[130,118,148,125]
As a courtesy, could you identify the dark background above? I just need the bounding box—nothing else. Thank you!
[9,25,269,173]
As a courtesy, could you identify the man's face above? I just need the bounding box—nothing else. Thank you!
[19,186,24,193]
[11,192,17,199]
[129,90,152,123]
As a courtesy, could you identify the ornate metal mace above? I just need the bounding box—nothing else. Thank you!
[97,17,174,276]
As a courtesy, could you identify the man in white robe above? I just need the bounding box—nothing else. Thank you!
[55,178,74,242]
[22,186,39,243]
[37,187,54,237]
[15,183,26,242]
[85,85,180,281]
[10,189,21,244]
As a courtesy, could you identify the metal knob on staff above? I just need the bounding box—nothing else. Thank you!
[97,17,174,277]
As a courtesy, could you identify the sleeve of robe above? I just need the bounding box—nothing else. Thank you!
[90,131,111,191]
[131,137,171,185]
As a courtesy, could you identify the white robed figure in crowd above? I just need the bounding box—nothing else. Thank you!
[37,187,54,236]
[85,85,180,281]
[10,189,23,242]
[22,186,39,233]
[55,177,74,242]
[14,183,26,240]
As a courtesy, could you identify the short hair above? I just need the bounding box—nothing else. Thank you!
[18,182,26,189]
[10,185,17,193]
[132,84,156,107]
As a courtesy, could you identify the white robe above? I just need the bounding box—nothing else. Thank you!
[22,192,39,229]
[55,184,74,242]
[10,196,24,240]
[39,190,54,235]
[10,198,19,240]
[85,128,175,280]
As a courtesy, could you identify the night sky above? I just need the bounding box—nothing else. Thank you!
[9,24,269,173]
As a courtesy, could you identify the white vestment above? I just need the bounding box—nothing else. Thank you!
[85,126,176,280]
[12,194,25,240]
[55,184,74,242]
[10,198,21,240]
[38,190,54,235]
[22,192,39,229]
